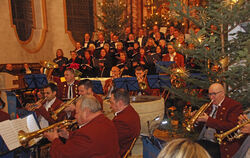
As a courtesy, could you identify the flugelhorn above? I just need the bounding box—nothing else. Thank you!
[215,119,249,144]
[138,69,148,91]
[186,100,213,132]
[26,97,48,111]
[51,96,79,120]
[18,119,77,147]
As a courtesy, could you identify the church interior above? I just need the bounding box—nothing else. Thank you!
[0,0,249,158]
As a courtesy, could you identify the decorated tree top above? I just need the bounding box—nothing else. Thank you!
[96,0,128,40]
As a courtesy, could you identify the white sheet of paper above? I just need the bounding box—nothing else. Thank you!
[0,120,21,150]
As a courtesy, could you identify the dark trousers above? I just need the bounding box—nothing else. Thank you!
[197,140,221,158]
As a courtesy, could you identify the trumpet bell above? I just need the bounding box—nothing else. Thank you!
[18,130,40,147]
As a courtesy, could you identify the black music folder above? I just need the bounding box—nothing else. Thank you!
[113,77,139,91]
[91,80,104,94]
[147,75,171,89]
[23,74,48,89]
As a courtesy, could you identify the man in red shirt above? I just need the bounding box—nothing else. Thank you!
[110,88,141,157]
[162,44,184,68]
[45,95,120,158]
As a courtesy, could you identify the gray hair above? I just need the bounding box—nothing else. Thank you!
[78,95,101,113]
[111,88,130,105]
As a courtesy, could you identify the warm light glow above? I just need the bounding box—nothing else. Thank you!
[231,0,238,3]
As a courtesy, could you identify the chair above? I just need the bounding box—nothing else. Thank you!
[123,137,137,158]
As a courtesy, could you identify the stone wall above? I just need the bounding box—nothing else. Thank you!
[0,0,76,64]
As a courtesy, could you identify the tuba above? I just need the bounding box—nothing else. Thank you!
[18,119,77,147]
[215,119,249,144]
[186,100,213,132]
[40,61,58,81]
[51,96,79,120]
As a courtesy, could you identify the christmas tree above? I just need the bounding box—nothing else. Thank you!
[96,0,128,40]
[164,0,250,108]
[157,0,249,137]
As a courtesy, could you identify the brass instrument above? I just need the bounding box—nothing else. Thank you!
[186,100,213,132]
[18,119,77,147]
[215,119,249,144]
[138,69,148,91]
[51,96,79,120]
[26,97,48,111]
[40,61,58,81]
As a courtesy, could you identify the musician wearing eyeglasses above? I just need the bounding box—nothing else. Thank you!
[196,83,243,158]
[44,95,120,158]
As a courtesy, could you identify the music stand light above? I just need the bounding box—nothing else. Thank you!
[91,80,104,94]
[113,77,139,91]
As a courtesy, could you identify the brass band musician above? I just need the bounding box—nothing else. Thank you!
[33,83,66,128]
[64,79,103,119]
[44,95,120,158]
[195,83,243,158]
[103,66,121,98]
[57,68,79,101]
[232,113,250,158]
[134,66,160,96]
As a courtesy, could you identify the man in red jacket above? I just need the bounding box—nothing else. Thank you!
[196,83,243,158]
[110,88,141,157]
[57,68,79,101]
[35,83,66,128]
[162,43,184,68]
[45,95,120,158]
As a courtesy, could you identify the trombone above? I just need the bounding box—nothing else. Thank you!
[18,119,77,147]
[51,96,79,120]
[186,100,213,132]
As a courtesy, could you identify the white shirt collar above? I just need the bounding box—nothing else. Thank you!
[44,97,56,110]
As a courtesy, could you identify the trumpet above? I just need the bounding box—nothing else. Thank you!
[26,97,48,111]
[51,96,79,120]
[215,119,249,144]
[186,100,213,132]
[18,119,77,147]
[137,69,148,91]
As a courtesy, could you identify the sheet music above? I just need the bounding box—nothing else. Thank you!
[0,114,40,151]
[0,120,21,150]
[11,118,29,133]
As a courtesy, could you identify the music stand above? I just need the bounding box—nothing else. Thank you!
[23,74,48,89]
[155,61,175,73]
[113,77,139,91]
[147,75,171,89]
[91,80,104,94]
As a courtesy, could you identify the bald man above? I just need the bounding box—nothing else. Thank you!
[196,83,243,158]
[103,66,121,98]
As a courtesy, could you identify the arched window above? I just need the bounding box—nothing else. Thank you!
[65,0,94,43]
[10,0,33,42]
